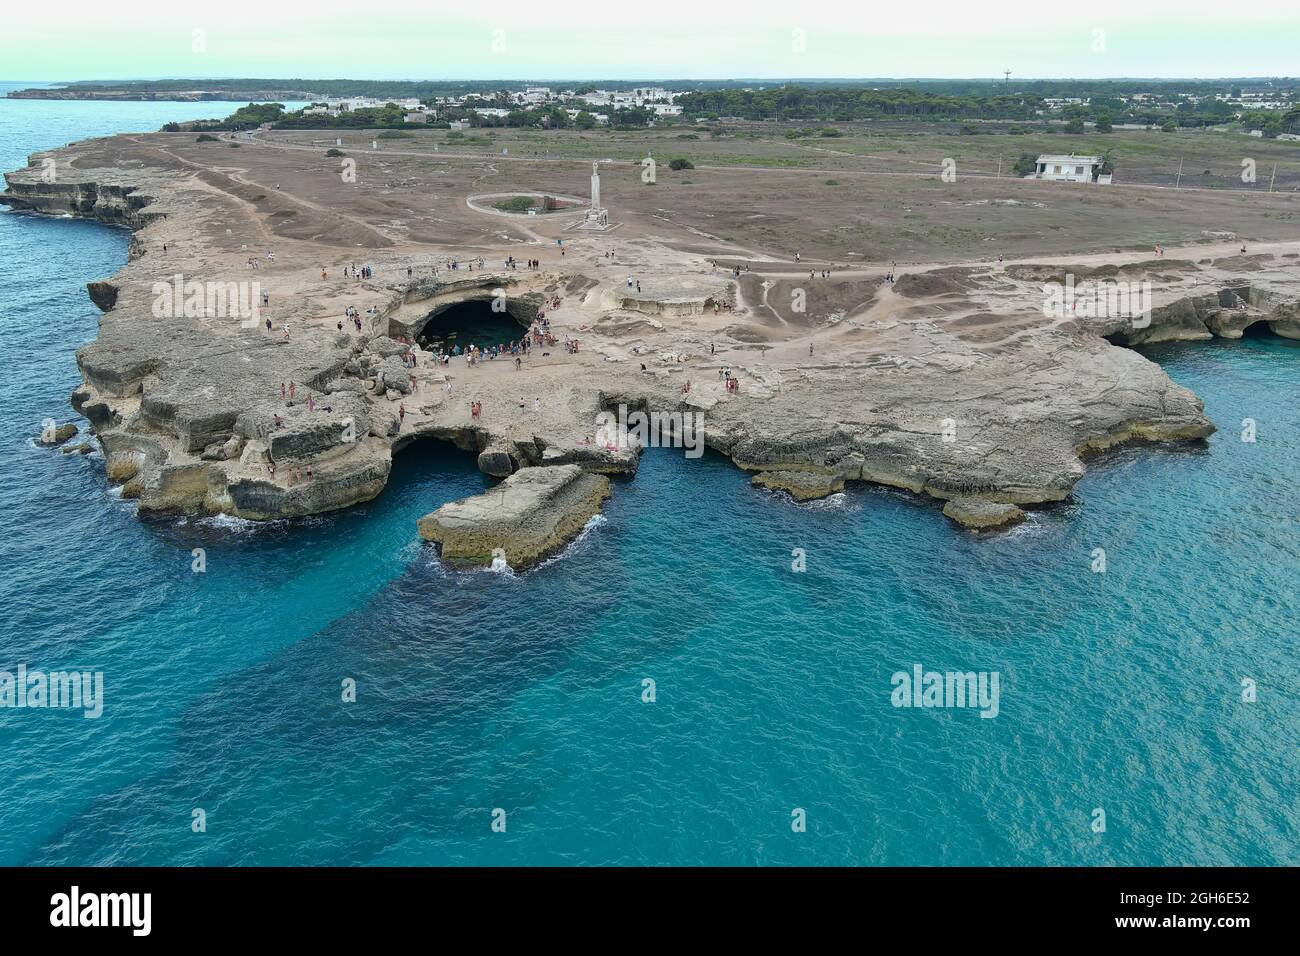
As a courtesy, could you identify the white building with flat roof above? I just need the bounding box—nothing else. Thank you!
[1029,154,1107,183]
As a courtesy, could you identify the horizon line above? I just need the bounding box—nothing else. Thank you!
[7,75,1299,85]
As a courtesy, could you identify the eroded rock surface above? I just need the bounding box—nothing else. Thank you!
[5,130,1296,533]
[417,464,610,567]
[751,470,845,501]
[942,498,1027,530]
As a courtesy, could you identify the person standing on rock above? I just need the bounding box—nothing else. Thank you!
[399,403,406,426]
[533,397,540,413]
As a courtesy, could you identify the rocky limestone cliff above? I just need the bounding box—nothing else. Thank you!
[8,132,1293,537]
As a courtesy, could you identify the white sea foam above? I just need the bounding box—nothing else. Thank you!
[757,486,862,512]
[486,558,516,577]
[196,512,268,532]
[999,514,1048,539]
[528,513,607,571]
[800,491,860,512]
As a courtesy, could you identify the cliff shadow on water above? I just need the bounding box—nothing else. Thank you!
[133,434,493,558]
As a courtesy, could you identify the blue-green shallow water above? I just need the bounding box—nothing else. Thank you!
[1,90,1296,866]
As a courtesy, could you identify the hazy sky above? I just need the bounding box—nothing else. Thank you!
[2,0,1297,82]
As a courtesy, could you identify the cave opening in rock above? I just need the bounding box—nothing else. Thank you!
[417,299,530,352]
[1240,319,1280,339]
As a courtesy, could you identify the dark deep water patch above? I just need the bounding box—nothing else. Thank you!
[417,299,529,351]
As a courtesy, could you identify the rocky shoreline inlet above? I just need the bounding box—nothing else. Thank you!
[5,129,1299,564]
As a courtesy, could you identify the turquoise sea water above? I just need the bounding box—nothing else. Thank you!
[0,87,1296,866]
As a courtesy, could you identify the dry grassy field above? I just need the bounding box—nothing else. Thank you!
[166,120,1300,265]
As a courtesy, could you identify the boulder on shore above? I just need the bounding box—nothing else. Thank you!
[40,422,79,445]
[417,464,610,567]
[477,445,515,478]
[942,497,1026,530]
[751,469,845,501]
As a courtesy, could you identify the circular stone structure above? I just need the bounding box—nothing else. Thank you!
[466,191,588,218]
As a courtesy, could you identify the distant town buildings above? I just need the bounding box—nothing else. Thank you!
[1033,86,1296,122]
[314,96,425,113]
[564,109,609,125]
[410,85,689,126]
[513,87,554,105]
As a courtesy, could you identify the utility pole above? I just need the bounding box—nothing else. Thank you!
[1269,162,1278,192]
[1175,158,1184,189]
[997,156,1002,179]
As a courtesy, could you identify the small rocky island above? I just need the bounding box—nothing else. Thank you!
[418,464,610,567]
[5,126,1299,556]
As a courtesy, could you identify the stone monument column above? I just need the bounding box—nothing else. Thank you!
[591,161,601,214]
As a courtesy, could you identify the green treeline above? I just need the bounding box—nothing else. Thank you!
[674,84,1299,130]
[678,87,1041,120]
[164,83,1300,139]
